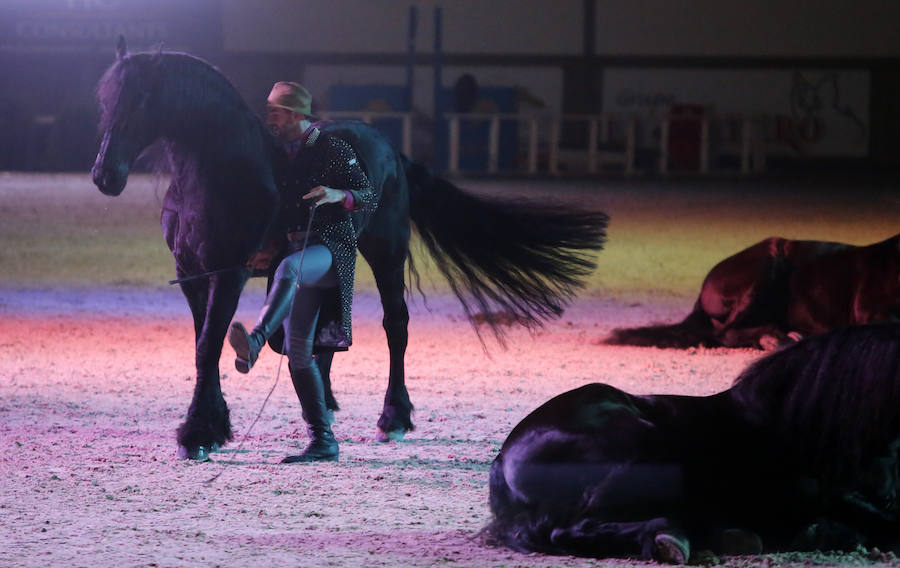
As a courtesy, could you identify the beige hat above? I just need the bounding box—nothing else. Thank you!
[267,81,315,117]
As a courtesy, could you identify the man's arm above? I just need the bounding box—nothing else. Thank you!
[310,136,376,214]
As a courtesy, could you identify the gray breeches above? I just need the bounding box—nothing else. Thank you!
[273,244,338,369]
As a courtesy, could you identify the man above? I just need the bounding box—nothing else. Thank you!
[228,82,376,463]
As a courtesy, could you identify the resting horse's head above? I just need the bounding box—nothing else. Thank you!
[92,36,163,196]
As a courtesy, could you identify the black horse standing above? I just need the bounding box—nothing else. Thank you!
[606,233,900,349]
[486,323,900,562]
[91,39,608,460]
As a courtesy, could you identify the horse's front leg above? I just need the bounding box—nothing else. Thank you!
[550,517,691,563]
[176,268,248,460]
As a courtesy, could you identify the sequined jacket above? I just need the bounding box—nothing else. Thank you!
[272,126,377,350]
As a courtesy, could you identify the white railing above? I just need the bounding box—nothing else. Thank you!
[657,113,766,175]
[318,110,767,176]
[443,112,638,176]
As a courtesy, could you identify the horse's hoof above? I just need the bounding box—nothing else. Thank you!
[177,445,211,461]
[375,428,405,443]
[759,334,780,351]
[653,532,690,565]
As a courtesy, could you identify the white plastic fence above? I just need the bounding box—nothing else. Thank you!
[318,110,767,176]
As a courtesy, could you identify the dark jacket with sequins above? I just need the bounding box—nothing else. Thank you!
[272,126,376,350]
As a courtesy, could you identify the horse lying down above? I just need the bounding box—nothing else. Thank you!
[605,233,900,349]
[485,323,900,563]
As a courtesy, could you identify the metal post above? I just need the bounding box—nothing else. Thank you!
[527,117,539,174]
[402,114,413,157]
[588,117,598,173]
[448,116,460,175]
[741,118,752,174]
[549,118,561,176]
[433,6,443,171]
[405,5,417,112]
[700,116,710,174]
[659,118,669,174]
[488,116,500,173]
[625,118,636,176]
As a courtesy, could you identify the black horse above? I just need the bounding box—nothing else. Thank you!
[91,38,608,460]
[486,323,900,563]
[606,233,900,349]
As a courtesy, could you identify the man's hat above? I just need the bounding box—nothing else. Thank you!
[267,81,315,118]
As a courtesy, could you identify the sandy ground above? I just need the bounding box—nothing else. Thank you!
[1,173,898,567]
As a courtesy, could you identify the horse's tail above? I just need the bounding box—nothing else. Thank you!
[604,302,714,348]
[403,157,609,344]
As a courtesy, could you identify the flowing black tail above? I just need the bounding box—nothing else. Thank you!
[403,158,608,344]
[604,303,714,348]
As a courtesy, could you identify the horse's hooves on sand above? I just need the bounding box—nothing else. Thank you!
[177,445,211,461]
[376,428,405,443]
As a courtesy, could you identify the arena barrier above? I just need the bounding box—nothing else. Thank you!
[319,110,767,177]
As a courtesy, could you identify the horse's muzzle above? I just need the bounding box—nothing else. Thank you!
[91,162,127,196]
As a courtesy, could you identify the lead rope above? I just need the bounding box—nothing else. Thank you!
[204,204,317,484]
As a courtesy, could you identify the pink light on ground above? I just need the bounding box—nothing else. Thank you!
[1,289,758,567]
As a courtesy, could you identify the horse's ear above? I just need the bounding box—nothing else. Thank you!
[116,35,127,60]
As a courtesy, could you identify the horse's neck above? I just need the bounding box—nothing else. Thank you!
[162,141,207,186]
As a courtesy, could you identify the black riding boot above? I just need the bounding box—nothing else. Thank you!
[228,277,295,373]
[281,364,339,463]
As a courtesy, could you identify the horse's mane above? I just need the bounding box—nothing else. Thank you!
[95,48,278,198]
[96,49,274,159]
[730,323,900,481]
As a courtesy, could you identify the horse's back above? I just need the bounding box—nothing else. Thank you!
[319,120,409,247]
[698,236,877,333]
[787,234,900,330]
[496,383,707,509]
[502,383,643,447]
[319,120,404,192]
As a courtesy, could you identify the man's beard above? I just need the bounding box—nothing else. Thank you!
[270,123,300,142]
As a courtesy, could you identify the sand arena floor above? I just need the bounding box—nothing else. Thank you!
[1,172,899,567]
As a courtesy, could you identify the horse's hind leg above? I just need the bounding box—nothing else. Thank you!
[360,246,413,442]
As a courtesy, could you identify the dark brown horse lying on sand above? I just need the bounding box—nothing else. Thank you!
[606,233,900,349]
[486,323,900,563]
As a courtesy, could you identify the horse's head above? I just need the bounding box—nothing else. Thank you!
[92,37,164,196]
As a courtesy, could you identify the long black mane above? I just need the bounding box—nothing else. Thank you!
[97,50,276,172]
[731,323,900,482]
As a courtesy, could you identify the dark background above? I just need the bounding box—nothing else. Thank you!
[1,0,898,175]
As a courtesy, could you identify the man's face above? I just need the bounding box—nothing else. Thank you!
[266,106,302,141]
